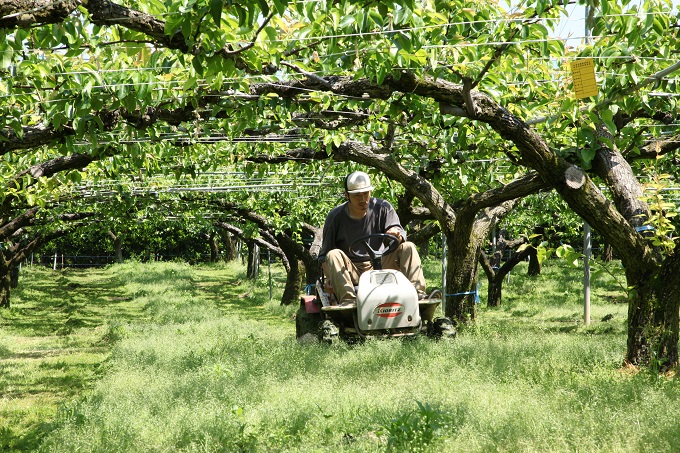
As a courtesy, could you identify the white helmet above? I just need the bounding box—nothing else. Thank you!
[345,171,374,194]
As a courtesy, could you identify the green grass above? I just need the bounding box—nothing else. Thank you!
[1,258,679,452]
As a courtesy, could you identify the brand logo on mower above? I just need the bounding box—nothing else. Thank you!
[374,302,404,318]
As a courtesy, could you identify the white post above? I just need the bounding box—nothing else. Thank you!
[53,251,57,270]
[582,10,594,327]
[268,249,273,302]
[583,222,591,326]
[441,233,447,313]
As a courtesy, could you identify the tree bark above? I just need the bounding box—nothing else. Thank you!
[444,221,482,322]
[10,265,19,289]
[209,231,219,262]
[302,223,323,287]
[592,123,650,228]
[279,258,300,306]
[107,230,123,263]
[480,241,532,308]
[0,0,79,28]
[220,230,236,261]
[527,247,540,276]
[626,251,680,368]
[246,243,259,279]
[0,252,11,308]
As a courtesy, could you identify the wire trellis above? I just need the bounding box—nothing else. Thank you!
[67,172,342,199]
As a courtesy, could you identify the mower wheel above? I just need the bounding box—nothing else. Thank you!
[321,319,340,345]
[296,306,322,344]
[431,317,457,339]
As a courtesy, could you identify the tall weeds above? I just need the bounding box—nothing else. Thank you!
[5,259,680,452]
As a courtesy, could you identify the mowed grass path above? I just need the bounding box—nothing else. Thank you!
[1,259,680,452]
[0,266,147,451]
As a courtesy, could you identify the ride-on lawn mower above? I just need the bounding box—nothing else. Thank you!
[296,234,456,344]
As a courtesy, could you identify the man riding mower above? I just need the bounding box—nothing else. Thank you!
[296,171,455,343]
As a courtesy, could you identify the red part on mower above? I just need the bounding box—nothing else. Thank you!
[301,295,321,314]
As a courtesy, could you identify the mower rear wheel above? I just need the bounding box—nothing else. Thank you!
[321,319,341,345]
[296,307,322,343]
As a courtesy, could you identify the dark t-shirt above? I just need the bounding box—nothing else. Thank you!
[318,198,406,263]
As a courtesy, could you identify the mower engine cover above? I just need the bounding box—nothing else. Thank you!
[356,269,420,331]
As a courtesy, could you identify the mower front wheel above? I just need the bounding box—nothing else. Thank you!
[429,317,457,339]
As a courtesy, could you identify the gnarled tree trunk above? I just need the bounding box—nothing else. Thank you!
[0,252,11,308]
[480,241,533,308]
[445,228,482,322]
[625,251,680,367]
[107,230,123,263]
[246,243,259,279]
[527,247,540,276]
[208,231,219,262]
[221,230,236,261]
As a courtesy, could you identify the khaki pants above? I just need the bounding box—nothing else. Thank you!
[324,241,426,303]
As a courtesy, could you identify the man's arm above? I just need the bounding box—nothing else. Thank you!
[383,200,406,242]
[385,226,404,243]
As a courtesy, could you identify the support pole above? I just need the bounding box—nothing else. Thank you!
[441,233,447,313]
[583,221,591,326]
[268,249,273,302]
[582,13,593,327]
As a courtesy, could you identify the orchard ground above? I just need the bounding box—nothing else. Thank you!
[1,258,679,452]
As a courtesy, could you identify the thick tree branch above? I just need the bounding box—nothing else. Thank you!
[214,221,282,256]
[0,0,78,27]
[462,172,548,212]
[0,207,40,240]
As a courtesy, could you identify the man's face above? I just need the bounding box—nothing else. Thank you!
[347,191,371,214]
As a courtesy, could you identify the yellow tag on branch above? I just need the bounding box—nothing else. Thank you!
[569,58,598,99]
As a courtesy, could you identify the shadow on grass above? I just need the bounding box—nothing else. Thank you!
[0,266,145,452]
[0,419,57,452]
[192,266,290,321]
[5,267,145,337]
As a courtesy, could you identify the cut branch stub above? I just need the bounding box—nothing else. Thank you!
[564,166,586,189]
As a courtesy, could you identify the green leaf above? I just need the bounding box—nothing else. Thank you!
[580,147,596,166]
[273,0,289,16]
[192,56,204,76]
[0,49,11,69]
[339,14,355,29]
[536,247,547,264]
[369,10,384,27]
[555,244,573,258]
[210,0,223,27]
[257,0,270,16]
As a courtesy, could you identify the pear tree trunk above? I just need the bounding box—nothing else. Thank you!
[247,243,259,279]
[481,244,534,308]
[107,230,123,263]
[0,252,12,308]
[444,238,479,322]
[626,252,680,368]
[444,220,486,323]
[209,231,219,262]
[527,246,540,276]
[221,230,236,261]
